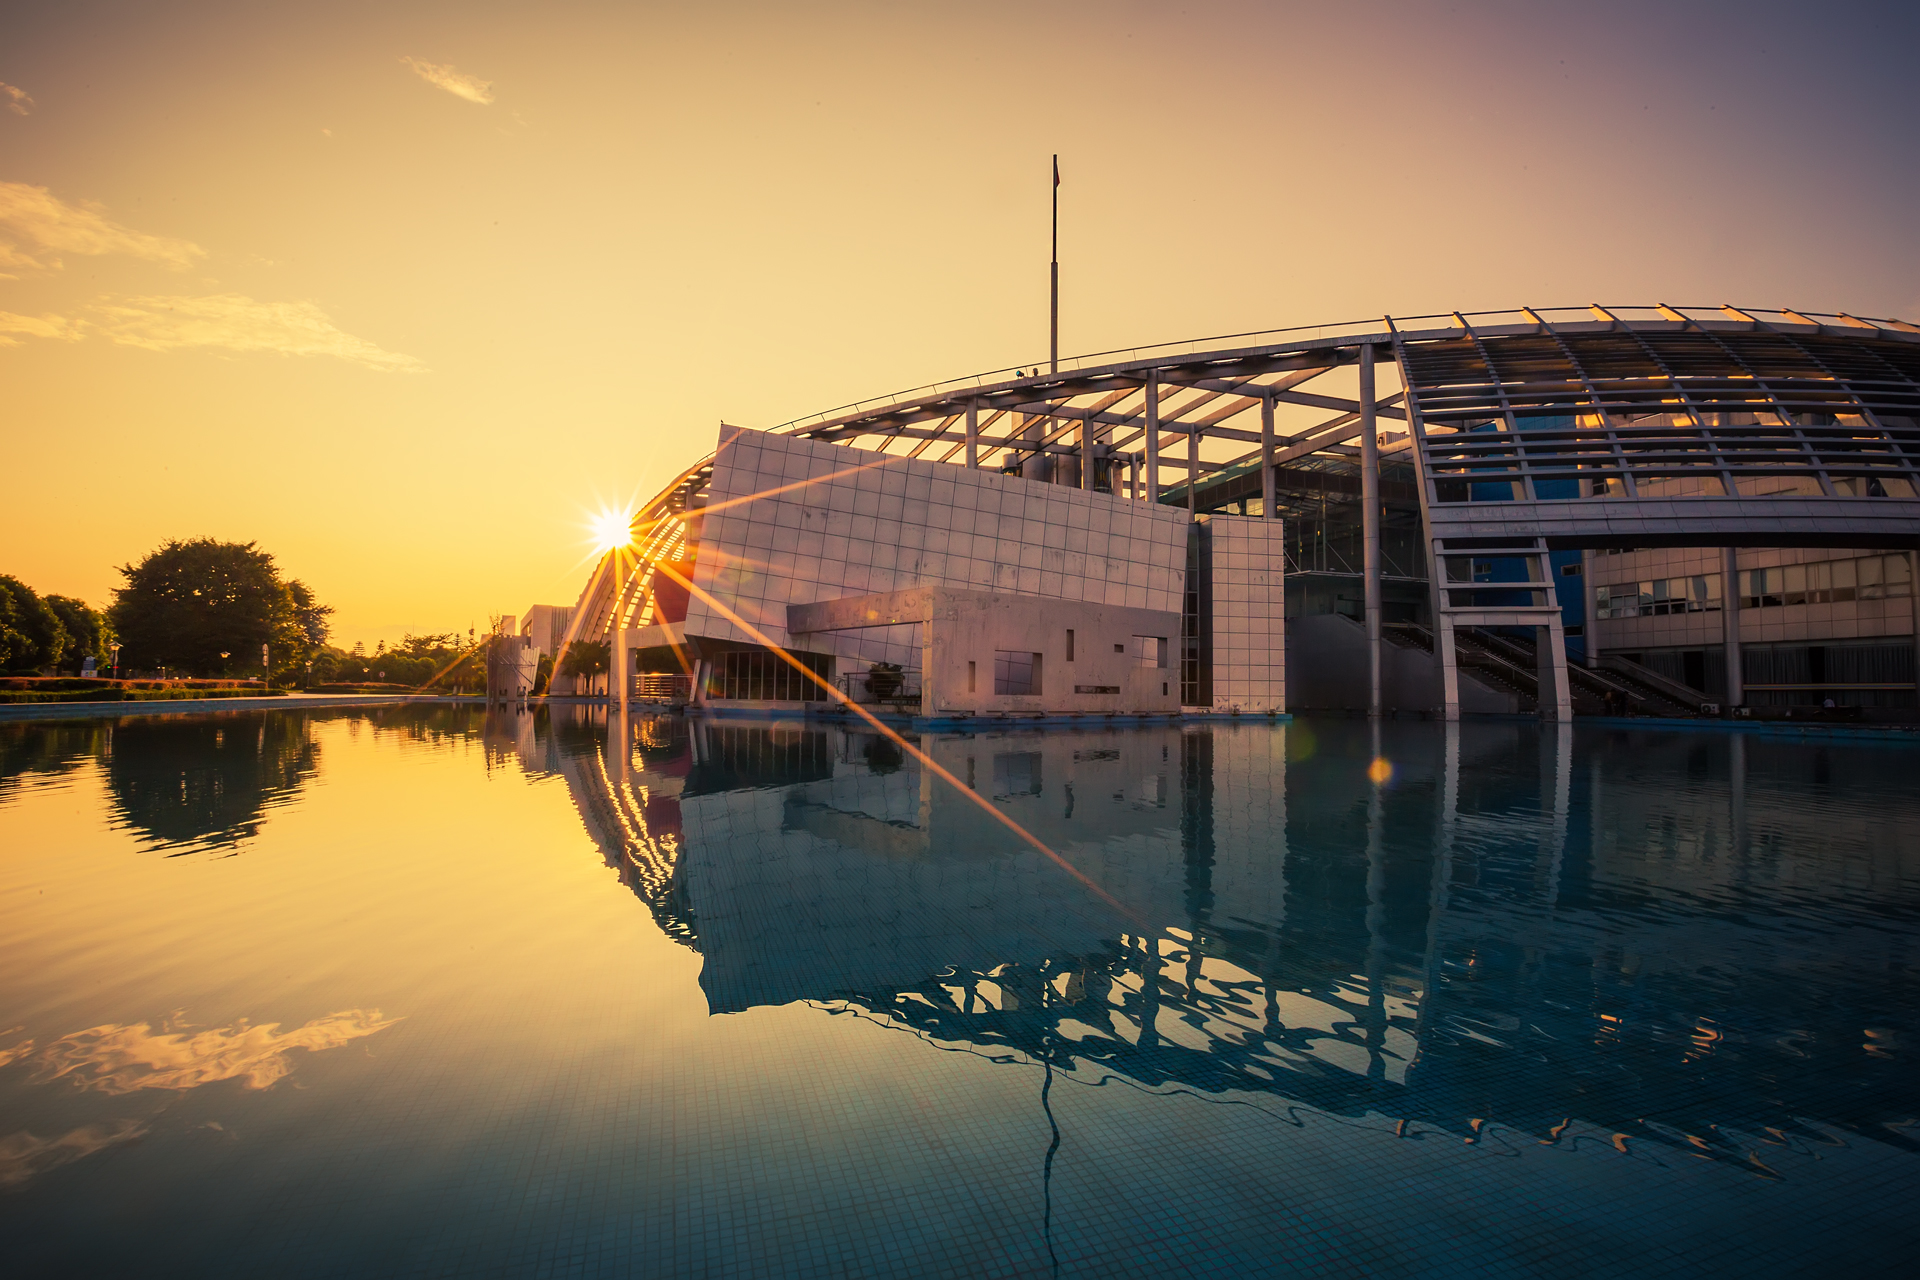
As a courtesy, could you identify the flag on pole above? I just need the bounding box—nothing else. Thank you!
[1053,156,1060,186]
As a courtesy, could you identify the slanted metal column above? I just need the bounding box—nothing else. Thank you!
[965,399,978,469]
[1260,393,1276,519]
[1144,370,1160,504]
[1081,416,1095,491]
[1360,343,1382,717]
[1723,547,1743,713]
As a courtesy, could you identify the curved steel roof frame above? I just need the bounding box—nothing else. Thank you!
[556,306,1920,658]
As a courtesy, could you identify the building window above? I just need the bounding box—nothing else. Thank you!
[1066,629,1075,661]
[994,650,1041,696]
[1113,643,1125,653]
[1132,635,1168,668]
[1561,562,1582,576]
[967,661,976,694]
[1075,684,1120,694]
[1595,574,1721,619]
[1742,554,1913,610]
[715,649,830,701]
[992,752,1042,798]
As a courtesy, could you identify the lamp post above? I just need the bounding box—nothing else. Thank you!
[109,643,120,681]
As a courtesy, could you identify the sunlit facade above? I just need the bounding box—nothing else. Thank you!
[554,306,1920,720]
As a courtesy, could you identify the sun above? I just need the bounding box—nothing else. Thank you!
[588,507,634,551]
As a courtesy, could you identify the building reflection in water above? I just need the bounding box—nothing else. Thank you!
[520,703,1920,1179]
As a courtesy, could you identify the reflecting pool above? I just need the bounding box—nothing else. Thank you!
[1,707,1916,1276]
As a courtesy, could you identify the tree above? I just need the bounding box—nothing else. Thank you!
[0,575,68,673]
[558,640,610,691]
[109,539,331,680]
[43,595,115,672]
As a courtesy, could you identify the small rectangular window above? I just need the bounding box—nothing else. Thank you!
[967,660,976,693]
[1560,563,1582,576]
[994,650,1040,696]
[1066,629,1075,661]
[1114,643,1126,654]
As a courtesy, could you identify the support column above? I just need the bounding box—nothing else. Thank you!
[965,399,978,469]
[1360,343,1382,717]
[1145,371,1161,504]
[1436,541,1459,721]
[1081,417,1095,491]
[1910,551,1919,708]
[1723,546,1743,713]
[1540,611,1573,721]
[1187,427,1199,520]
[1260,393,1276,519]
[1581,548,1598,667]
[607,556,626,707]
[1130,453,1140,502]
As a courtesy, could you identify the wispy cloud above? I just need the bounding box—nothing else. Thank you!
[400,56,494,105]
[0,295,422,370]
[87,294,424,371]
[1,83,30,116]
[0,182,203,277]
[0,1121,148,1192]
[0,310,83,346]
[35,1009,402,1095]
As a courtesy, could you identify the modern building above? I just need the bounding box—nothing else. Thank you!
[516,605,573,660]
[553,306,1920,719]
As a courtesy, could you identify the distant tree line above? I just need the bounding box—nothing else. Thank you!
[0,575,114,673]
[308,632,476,689]
[5,539,499,690]
[6,538,340,682]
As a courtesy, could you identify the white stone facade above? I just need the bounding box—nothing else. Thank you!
[687,427,1192,678]
[1203,516,1287,714]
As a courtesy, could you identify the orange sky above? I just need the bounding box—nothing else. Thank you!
[4,0,1918,648]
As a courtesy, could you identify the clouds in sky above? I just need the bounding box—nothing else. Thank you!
[1,295,421,369]
[0,182,420,370]
[1,83,30,116]
[0,309,81,345]
[0,181,203,277]
[86,294,424,371]
[400,56,494,105]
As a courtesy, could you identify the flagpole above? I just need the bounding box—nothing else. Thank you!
[1050,153,1058,375]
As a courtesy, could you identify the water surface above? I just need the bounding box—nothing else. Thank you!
[1,708,1915,1276]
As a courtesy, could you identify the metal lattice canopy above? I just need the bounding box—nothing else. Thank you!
[554,305,1920,660]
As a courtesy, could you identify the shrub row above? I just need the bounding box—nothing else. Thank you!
[0,687,287,704]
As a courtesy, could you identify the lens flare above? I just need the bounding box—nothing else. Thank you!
[588,507,634,551]
[1367,756,1394,786]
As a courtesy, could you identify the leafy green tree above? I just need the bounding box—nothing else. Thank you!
[43,595,115,673]
[109,539,331,679]
[0,575,68,674]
